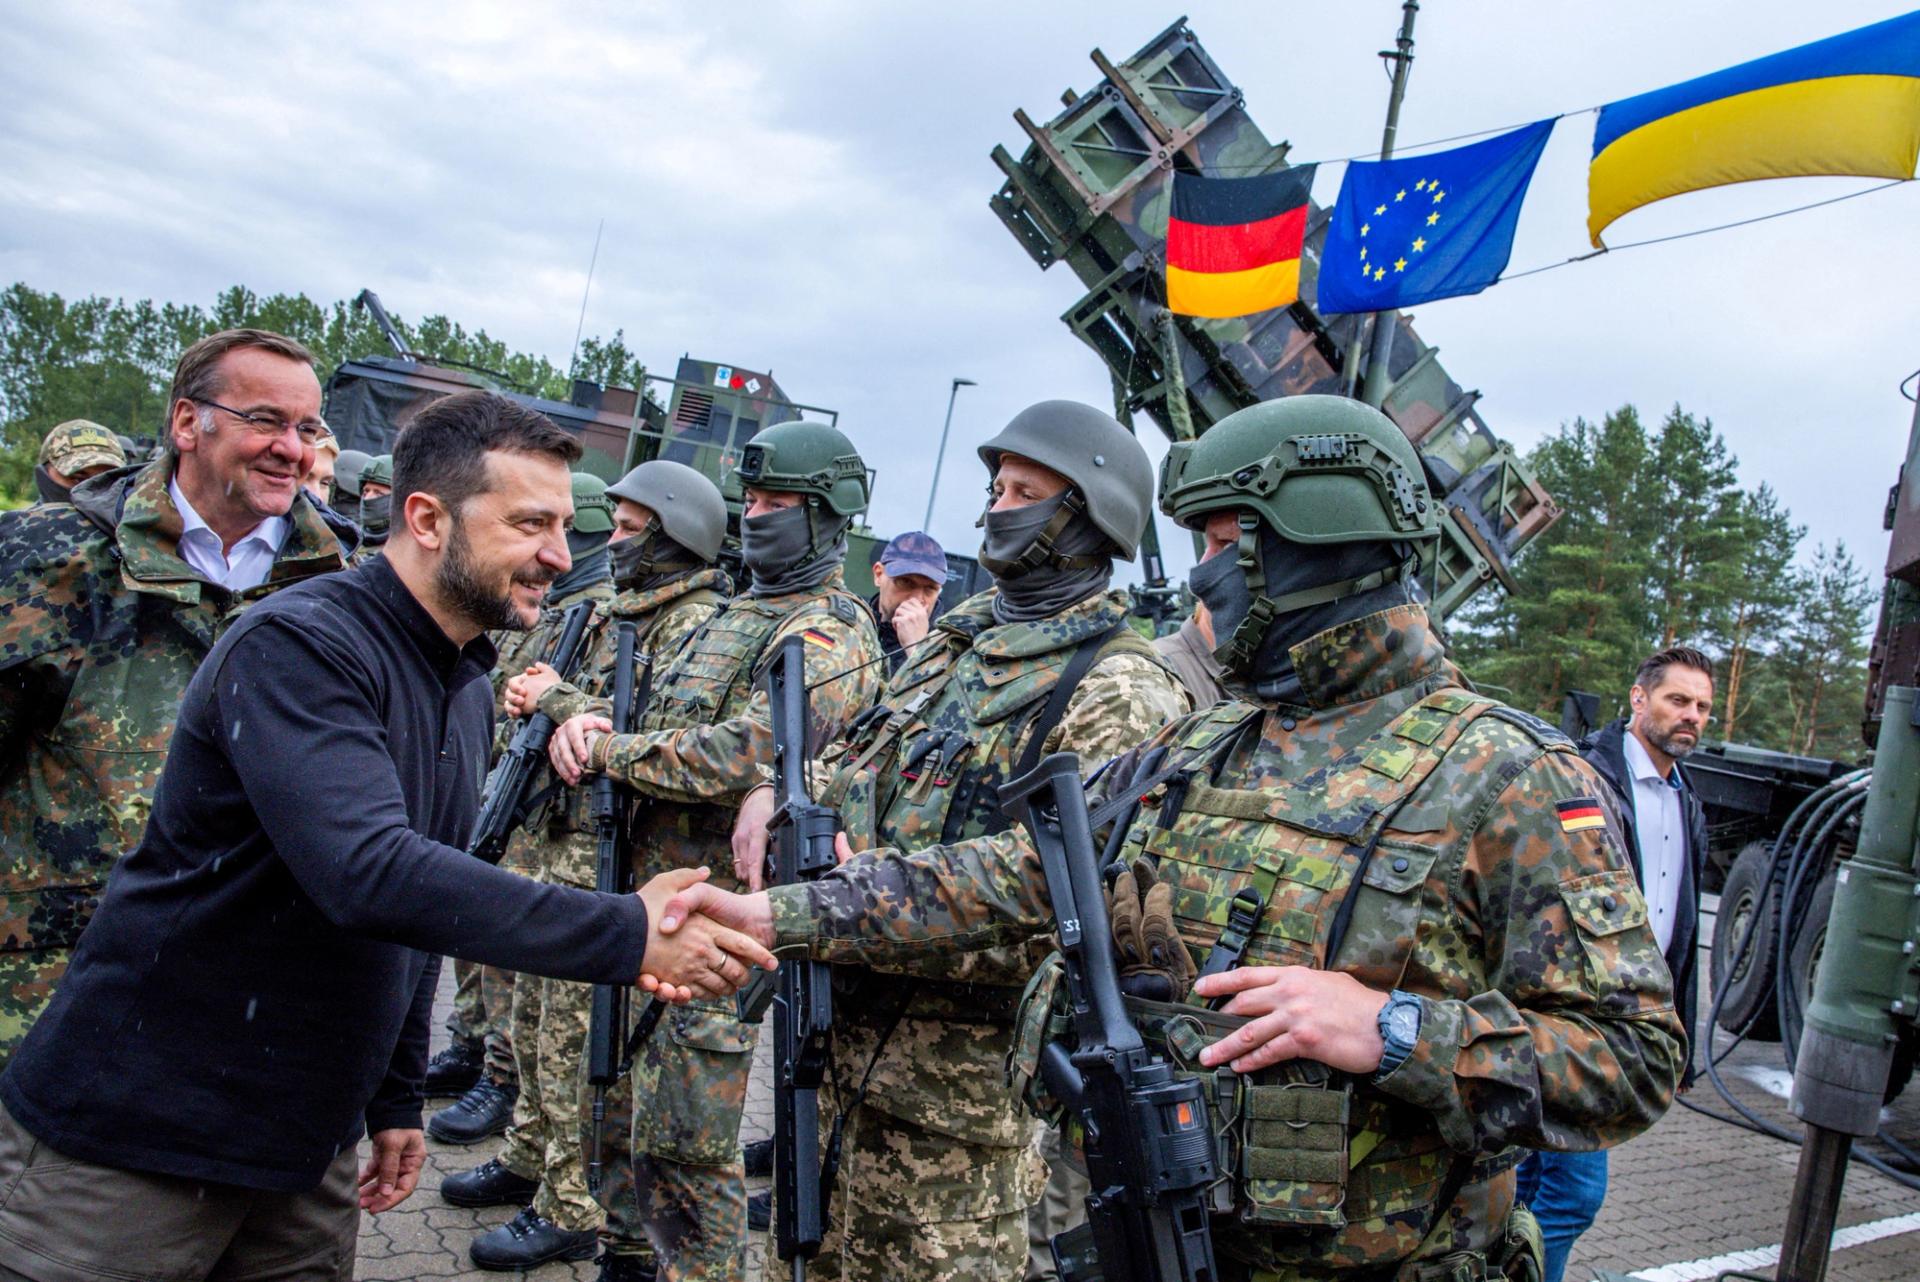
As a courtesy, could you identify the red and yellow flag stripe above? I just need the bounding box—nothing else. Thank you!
[1166,165,1316,319]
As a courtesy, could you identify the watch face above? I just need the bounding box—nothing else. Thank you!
[1388,1003,1420,1041]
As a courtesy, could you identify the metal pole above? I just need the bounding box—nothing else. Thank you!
[923,377,976,532]
[567,218,605,383]
[1357,1,1420,408]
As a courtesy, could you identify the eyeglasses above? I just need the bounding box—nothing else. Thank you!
[190,398,329,445]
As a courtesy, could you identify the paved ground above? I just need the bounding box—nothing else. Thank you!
[361,896,1920,1281]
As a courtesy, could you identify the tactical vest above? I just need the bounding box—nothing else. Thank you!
[527,573,728,842]
[633,583,869,876]
[1013,688,1541,1275]
[821,590,1164,1015]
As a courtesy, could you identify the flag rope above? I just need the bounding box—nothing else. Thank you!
[1497,176,1911,282]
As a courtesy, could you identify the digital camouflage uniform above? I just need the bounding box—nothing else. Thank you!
[493,570,728,1244]
[0,458,354,1062]
[768,602,1685,1281]
[803,587,1187,1281]
[445,576,618,1087]
[595,567,883,1282]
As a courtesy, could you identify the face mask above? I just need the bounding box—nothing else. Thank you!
[743,502,847,597]
[980,491,1115,623]
[1188,545,1253,652]
[33,466,72,506]
[610,526,702,589]
[359,494,392,538]
[549,531,612,601]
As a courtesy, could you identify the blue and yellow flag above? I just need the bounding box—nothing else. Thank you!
[1588,12,1920,246]
[1317,120,1554,315]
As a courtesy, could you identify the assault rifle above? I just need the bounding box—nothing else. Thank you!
[998,753,1219,1282]
[762,633,837,1282]
[467,598,598,865]
[586,624,659,1195]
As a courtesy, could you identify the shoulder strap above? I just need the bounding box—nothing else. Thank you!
[1011,620,1123,782]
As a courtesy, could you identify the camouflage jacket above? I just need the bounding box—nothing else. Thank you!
[504,570,729,888]
[598,569,884,884]
[770,604,1684,1272]
[489,578,619,733]
[812,587,1188,1169]
[0,458,356,952]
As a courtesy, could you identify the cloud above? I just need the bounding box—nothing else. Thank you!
[2,0,1913,587]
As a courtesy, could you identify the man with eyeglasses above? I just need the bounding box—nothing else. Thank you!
[0,327,360,1064]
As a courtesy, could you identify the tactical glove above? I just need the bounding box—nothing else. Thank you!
[1110,857,1197,1002]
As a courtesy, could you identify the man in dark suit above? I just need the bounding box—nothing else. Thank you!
[1517,645,1714,1282]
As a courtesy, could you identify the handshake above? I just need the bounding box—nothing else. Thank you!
[633,867,779,1003]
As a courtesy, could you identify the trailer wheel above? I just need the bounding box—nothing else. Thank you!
[1712,841,1781,1040]
[1783,867,1916,1102]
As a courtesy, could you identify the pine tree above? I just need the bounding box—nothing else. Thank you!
[1779,541,1876,758]
[1709,484,1802,743]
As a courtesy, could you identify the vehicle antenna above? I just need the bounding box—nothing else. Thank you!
[1354,1,1419,406]
[568,218,606,383]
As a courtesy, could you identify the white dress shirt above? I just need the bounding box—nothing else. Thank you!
[1623,728,1686,954]
[169,476,288,592]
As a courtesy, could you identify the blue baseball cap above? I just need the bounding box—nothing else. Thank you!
[878,531,948,583]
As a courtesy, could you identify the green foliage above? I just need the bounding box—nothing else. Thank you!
[0,281,648,508]
[1455,404,1879,761]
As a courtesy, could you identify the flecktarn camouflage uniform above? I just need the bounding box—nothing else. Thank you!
[0,458,352,1064]
[768,602,1684,1281]
[491,570,727,1247]
[594,567,883,1282]
[445,577,617,1089]
[803,586,1186,1281]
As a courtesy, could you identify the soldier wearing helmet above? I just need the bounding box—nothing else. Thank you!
[351,453,396,558]
[727,400,1188,1281]
[427,471,624,1171]
[331,447,372,524]
[667,396,1684,1282]
[440,462,733,1273]
[546,422,885,1282]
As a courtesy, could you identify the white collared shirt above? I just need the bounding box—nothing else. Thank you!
[169,476,288,592]
[1623,728,1686,954]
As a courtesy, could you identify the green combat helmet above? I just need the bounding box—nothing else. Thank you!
[736,420,869,515]
[607,459,727,563]
[334,449,372,498]
[360,454,395,492]
[571,471,615,535]
[1160,394,1440,668]
[736,420,869,562]
[974,400,1154,575]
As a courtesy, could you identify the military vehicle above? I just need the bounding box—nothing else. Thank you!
[322,290,993,610]
[988,15,1561,620]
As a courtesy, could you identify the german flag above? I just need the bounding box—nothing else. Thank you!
[1166,165,1317,319]
[1556,797,1607,834]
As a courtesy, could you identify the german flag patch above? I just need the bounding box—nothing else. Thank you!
[802,628,837,650]
[1556,797,1606,833]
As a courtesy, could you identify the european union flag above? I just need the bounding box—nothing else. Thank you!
[1318,119,1555,314]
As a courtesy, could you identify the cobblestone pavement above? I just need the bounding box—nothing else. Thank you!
[362,897,1920,1281]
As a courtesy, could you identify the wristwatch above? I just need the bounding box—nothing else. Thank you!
[1372,990,1424,1082]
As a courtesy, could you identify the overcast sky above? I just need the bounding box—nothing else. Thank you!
[4,1,1914,587]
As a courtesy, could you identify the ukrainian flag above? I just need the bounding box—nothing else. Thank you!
[1588,11,1920,246]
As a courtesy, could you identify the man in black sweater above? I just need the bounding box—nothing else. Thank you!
[0,392,771,1282]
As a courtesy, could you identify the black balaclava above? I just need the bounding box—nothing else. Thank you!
[610,522,706,593]
[32,466,72,505]
[1189,521,1415,703]
[358,494,392,543]
[549,528,613,601]
[743,502,848,598]
[979,491,1115,624]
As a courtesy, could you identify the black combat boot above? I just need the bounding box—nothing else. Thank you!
[595,1251,659,1282]
[742,1137,773,1178]
[427,1078,518,1145]
[469,1207,598,1271]
[422,1037,483,1098]
[747,1190,772,1233]
[439,1157,539,1208]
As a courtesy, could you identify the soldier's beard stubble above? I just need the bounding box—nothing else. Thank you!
[437,517,556,633]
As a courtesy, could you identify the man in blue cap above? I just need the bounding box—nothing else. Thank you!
[869,530,947,670]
